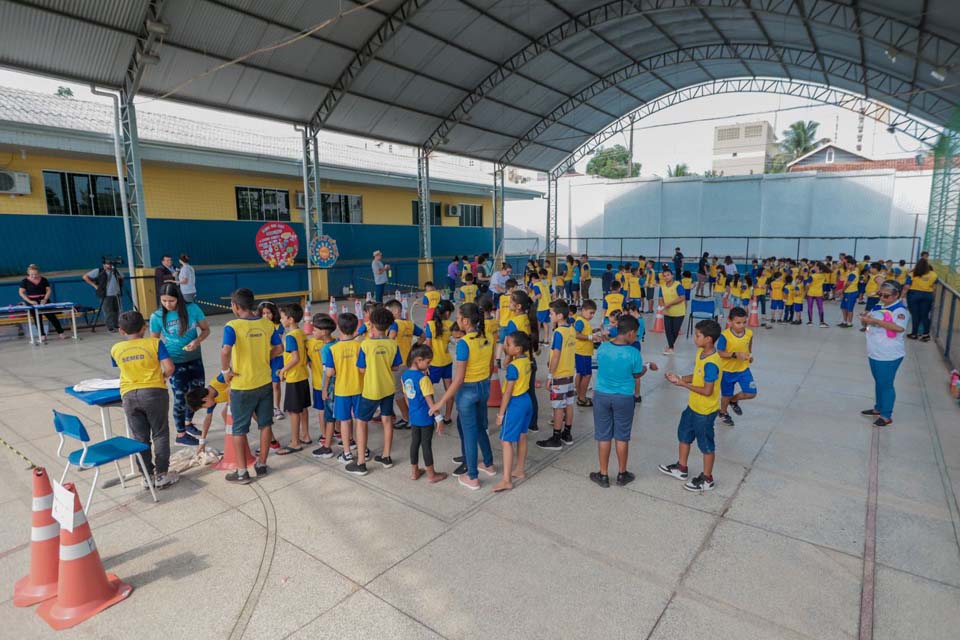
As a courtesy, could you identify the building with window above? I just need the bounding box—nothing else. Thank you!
[785,143,931,173]
[711,121,781,176]
[0,87,539,308]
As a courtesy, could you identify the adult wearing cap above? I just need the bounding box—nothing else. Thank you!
[371,250,390,303]
[82,258,123,332]
[859,280,910,428]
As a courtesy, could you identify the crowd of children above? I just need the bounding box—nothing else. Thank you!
[108,250,927,495]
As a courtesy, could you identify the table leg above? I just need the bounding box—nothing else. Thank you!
[70,307,78,340]
[26,309,36,345]
[34,307,43,343]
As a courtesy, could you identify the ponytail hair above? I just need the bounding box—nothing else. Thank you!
[508,330,533,359]
[432,299,455,343]
[458,302,484,343]
[512,290,539,353]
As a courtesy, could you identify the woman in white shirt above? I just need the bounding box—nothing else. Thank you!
[859,280,910,428]
[178,253,197,302]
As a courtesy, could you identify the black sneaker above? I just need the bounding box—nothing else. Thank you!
[719,413,735,426]
[528,423,540,432]
[807,321,812,325]
[589,472,610,488]
[536,434,563,450]
[451,463,468,476]
[616,471,636,486]
[225,470,252,484]
[861,408,880,416]
[560,428,573,446]
[684,473,715,492]
[374,455,394,468]
[873,417,892,427]
[185,424,202,437]
[634,395,642,404]
[657,462,688,480]
[312,446,335,459]
[337,451,353,465]
[729,402,743,416]
[452,455,464,464]
[394,418,410,429]
[254,463,268,476]
[345,461,368,476]
[175,433,200,446]
[820,322,829,328]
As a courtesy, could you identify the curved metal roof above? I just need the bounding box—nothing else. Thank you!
[1,0,958,172]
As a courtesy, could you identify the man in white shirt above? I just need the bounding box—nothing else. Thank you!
[178,254,197,302]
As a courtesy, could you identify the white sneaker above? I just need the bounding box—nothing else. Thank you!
[273,408,285,420]
[155,470,180,489]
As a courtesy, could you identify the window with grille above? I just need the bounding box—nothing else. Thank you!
[43,170,122,216]
[744,125,764,138]
[236,186,290,221]
[411,200,441,225]
[717,127,740,141]
[321,193,362,223]
[459,203,482,227]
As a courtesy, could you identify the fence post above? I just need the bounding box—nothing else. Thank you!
[796,238,801,261]
[699,237,703,258]
[946,293,956,358]
[620,238,623,264]
[853,238,858,261]
[657,237,662,267]
[744,237,750,271]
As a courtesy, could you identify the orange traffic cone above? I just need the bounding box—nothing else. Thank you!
[748,298,760,328]
[487,377,503,408]
[652,305,665,333]
[36,483,132,630]
[14,467,59,607]
[213,409,256,471]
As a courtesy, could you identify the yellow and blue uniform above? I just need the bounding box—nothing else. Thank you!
[203,372,230,414]
[356,337,402,420]
[422,290,441,321]
[677,348,722,455]
[306,336,335,410]
[906,270,938,293]
[805,273,825,298]
[770,278,785,310]
[504,312,531,340]
[501,355,533,443]
[401,369,435,427]
[425,319,455,382]
[661,281,686,317]
[717,328,756,398]
[864,273,881,308]
[792,283,804,311]
[283,328,309,383]
[459,284,478,304]
[603,291,625,318]
[708,262,718,283]
[573,314,594,376]
[323,338,363,421]
[454,330,495,479]
[389,318,424,365]
[549,321,577,410]
[644,268,656,292]
[533,280,551,324]
[627,273,643,301]
[111,337,170,397]
[681,275,693,300]
[841,268,859,311]
[223,317,281,391]
[267,324,283,383]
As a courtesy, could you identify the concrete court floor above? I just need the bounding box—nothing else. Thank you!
[0,301,958,640]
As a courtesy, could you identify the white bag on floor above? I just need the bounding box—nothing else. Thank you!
[168,447,222,473]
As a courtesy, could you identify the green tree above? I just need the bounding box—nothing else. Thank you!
[585,145,641,179]
[55,86,74,98]
[780,120,820,159]
[766,152,793,174]
[666,163,692,177]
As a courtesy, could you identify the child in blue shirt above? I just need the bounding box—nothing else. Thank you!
[402,344,447,483]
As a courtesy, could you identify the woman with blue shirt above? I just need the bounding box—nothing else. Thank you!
[590,315,655,488]
[433,303,496,490]
[150,283,210,446]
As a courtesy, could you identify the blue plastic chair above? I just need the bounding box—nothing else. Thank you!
[687,298,717,337]
[53,410,158,512]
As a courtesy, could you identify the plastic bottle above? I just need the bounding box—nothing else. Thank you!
[951,370,960,399]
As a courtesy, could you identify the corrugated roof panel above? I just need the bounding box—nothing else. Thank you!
[349,60,420,104]
[465,100,542,137]
[394,75,465,116]
[448,15,533,62]
[410,0,482,35]
[534,120,593,151]
[442,123,515,161]
[29,0,148,32]
[489,74,565,112]
[320,4,405,50]
[326,93,397,134]
[486,0,567,36]
[513,144,568,171]
[165,0,266,57]
[369,105,440,142]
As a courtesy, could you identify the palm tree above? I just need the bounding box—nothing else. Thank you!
[780,120,820,159]
[667,163,691,177]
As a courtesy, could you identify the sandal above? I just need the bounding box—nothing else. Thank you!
[577,398,593,407]
[276,446,303,456]
[299,438,313,445]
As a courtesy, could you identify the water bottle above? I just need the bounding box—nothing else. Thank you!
[395,289,401,302]
[354,299,362,317]
[366,291,373,302]
[329,296,336,320]
[401,294,409,319]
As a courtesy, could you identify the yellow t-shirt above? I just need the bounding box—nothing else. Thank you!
[770,279,785,300]
[460,284,478,304]
[551,324,577,378]
[484,314,498,347]
[644,270,656,288]
[224,317,278,391]
[357,338,401,400]
[456,331,493,383]
[627,274,643,299]
[806,273,825,298]
[533,281,551,312]
[843,270,859,293]
[391,318,420,364]
[423,290,441,310]
[111,337,168,397]
[508,355,531,397]
[305,337,331,390]
[326,339,363,397]
[604,292,625,318]
[709,263,718,278]
[661,282,686,317]
[755,274,768,293]
[715,273,726,290]
[783,285,794,306]
[908,270,938,292]
[688,348,723,415]
[681,276,693,291]
[426,319,455,367]
[498,295,515,327]
[563,263,575,282]
[553,275,565,291]
[793,283,804,302]
[573,314,594,357]
[865,273,881,296]
[718,328,752,373]
[895,267,908,285]
[508,314,531,336]
[208,373,230,406]
[282,328,309,384]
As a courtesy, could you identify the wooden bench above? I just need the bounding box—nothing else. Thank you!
[220,289,310,309]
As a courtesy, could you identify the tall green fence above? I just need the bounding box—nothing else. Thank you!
[925,116,960,289]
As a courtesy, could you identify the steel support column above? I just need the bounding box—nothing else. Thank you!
[546,174,558,263]
[418,148,431,259]
[119,94,151,267]
[492,164,505,260]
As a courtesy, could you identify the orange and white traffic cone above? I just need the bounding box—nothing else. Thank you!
[36,483,132,630]
[652,305,665,333]
[213,409,256,471]
[13,467,59,607]
[748,298,760,328]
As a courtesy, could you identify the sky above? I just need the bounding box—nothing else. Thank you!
[0,66,930,178]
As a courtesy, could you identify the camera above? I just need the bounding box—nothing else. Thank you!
[102,255,124,267]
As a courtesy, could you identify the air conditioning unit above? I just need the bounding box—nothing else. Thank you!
[0,171,30,195]
[295,191,306,209]
[446,204,461,217]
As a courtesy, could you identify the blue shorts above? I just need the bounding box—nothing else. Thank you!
[333,394,361,422]
[270,356,283,383]
[313,388,325,411]
[537,310,551,324]
[793,302,802,312]
[356,395,395,422]
[720,368,757,398]
[677,406,717,454]
[575,354,593,376]
[593,391,635,441]
[708,277,716,284]
[500,393,532,443]
[841,292,858,311]
[770,300,784,310]
[428,363,452,383]
[229,383,273,435]
[823,283,834,291]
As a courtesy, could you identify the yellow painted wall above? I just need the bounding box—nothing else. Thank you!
[0,148,492,227]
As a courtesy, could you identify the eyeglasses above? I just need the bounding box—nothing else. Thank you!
[879,292,896,299]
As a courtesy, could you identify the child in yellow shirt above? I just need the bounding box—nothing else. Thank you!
[278,303,310,452]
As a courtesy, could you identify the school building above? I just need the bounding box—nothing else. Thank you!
[0,87,540,313]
